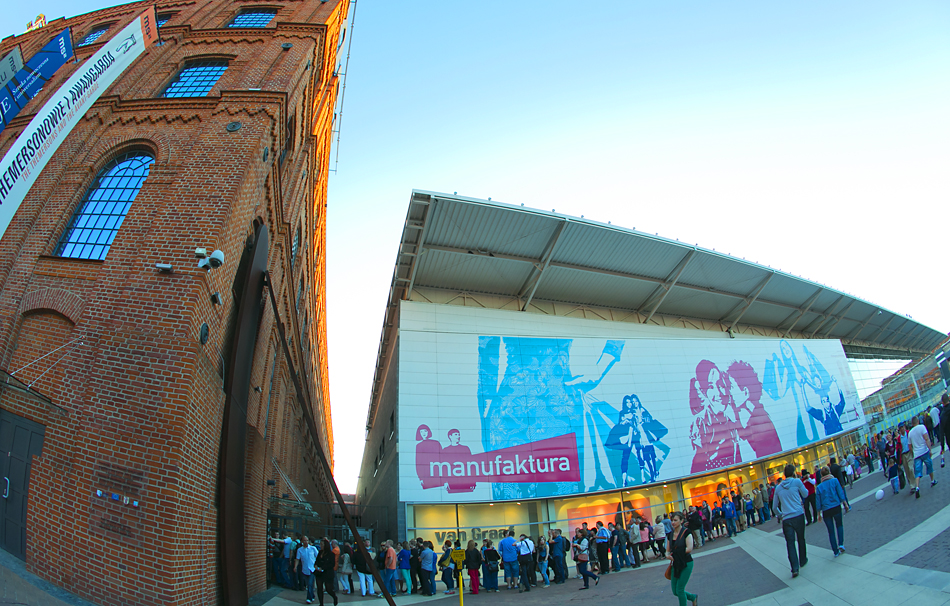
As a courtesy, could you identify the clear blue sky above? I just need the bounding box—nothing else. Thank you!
[2,2,948,493]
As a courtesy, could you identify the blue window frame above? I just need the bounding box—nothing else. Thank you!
[228,10,277,28]
[157,14,172,28]
[162,60,228,98]
[56,153,155,260]
[77,26,109,47]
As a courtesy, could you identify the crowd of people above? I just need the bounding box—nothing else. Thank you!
[268,396,950,606]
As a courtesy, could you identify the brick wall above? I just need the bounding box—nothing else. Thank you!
[0,0,346,604]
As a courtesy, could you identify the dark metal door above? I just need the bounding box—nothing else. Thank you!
[0,410,45,560]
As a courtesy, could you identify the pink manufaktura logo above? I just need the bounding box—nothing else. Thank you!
[414,427,580,493]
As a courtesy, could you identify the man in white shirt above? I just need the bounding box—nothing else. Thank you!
[515,534,535,592]
[296,536,319,604]
[908,416,936,498]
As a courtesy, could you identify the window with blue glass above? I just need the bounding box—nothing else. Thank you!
[156,14,173,27]
[55,153,155,260]
[162,61,228,98]
[77,26,110,47]
[228,10,277,28]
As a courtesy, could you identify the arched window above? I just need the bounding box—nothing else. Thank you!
[162,60,228,98]
[55,152,155,260]
[77,25,110,47]
[291,224,301,267]
[228,10,277,28]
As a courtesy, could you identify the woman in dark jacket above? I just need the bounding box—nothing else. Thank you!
[464,540,482,594]
[316,539,338,606]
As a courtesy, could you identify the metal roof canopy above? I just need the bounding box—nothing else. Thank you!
[365,190,947,431]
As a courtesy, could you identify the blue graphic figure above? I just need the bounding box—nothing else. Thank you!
[763,341,821,446]
[605,394,668,485]
[477,337,623,499]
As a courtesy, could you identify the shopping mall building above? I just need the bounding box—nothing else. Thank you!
[355,190,949,544]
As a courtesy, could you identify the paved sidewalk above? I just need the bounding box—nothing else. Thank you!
[3,450,948,606]
[0,548,98,606]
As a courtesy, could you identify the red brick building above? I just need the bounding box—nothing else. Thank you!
[0,0,346,604]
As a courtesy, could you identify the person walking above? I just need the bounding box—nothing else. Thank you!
[296,536,319,605]
[815,465,848,557]
[315,539,339,606]
[801,471,817,525]
[574,528,599,590]
[909,416,938,497]
[666,511,698,606]
[773,464,809,578]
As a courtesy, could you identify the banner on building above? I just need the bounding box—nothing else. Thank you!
[0,48,26,92]
[0,8,157,241]
[0,31,73,135]
[398,305,864,504]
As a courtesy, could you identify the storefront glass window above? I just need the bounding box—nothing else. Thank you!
[458,502,540,544]
[617,484,680,525]
[681,471,733,508]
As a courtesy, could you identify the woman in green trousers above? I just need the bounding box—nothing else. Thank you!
[667,511,699,606]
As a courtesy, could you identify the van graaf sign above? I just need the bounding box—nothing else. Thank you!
[0,8,157,241]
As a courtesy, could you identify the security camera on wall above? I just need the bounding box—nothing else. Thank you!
[196,248,225,270]
[209,249,225,268]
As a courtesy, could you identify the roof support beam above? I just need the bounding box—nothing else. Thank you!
[518,220,568,311]
[781,287,822,337]
[424,244,542,266]
[802,294,844,336]
[892,326,920,350]
[403,200,432,301]
[870,315,896,343]
[418,244,819,315]
[643,249,696,324]
[725,272,774,331]
[882,318,911,346]
[845,309,880,342]
[813,299,855,338]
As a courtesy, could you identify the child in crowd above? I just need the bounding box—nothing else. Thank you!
[887,457,900,494]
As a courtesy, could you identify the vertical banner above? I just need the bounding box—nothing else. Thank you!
[0,32,73,135]
[0,48,26,91]
[0,8,157,241]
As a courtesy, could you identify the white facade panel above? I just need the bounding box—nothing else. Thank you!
[399,302,864,504]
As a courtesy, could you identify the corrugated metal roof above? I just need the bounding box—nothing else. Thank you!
[363,190,948,430]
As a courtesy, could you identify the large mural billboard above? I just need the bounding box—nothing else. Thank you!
[398,306,862,504]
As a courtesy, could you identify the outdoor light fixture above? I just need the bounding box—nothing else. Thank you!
[155,263,173,272]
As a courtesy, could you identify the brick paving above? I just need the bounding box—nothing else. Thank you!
[896,525,950,574]
[802,456,948,556]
